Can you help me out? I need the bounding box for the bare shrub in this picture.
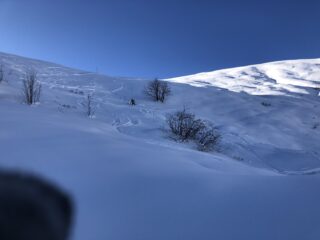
[167,108,220,151]
[83,94,95,117]
[195,125,220,152]
[0,65,4,83]
[22,71,41,105]
[167,108,205,141]
[261,102,271,107]
[145,78,171,102]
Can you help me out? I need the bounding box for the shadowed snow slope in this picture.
[0,52,320,240]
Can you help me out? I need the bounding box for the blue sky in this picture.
[0,0,319,78]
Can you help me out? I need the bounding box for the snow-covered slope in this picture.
[169,59,320,96]
[0,52,320,240]
[168,60,320,173]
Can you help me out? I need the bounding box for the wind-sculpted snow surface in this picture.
[0,52,320,239]
[169,60,320,95]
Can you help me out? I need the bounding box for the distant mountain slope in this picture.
[168,59,320,96]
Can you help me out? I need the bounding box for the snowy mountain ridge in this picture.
[168,58,320,96]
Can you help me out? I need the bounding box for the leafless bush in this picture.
[167,108,205,141]
[22,71,41,105]
[167,108,220,151]
[195,125,220,152]
[145,78,171,102]
[83,94,95,117]
[261,102,271,107]
[0,65,4,83]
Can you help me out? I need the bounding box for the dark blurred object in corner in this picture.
[0,171,73,240]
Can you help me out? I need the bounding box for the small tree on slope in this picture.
[22,71,41,105]
[145,78,171,102]
[83,94,95,117]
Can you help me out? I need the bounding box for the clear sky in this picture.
[0,0,320,78]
